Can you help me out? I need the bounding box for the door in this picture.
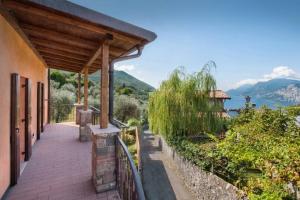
[25,78,32,161]
[10,73,20,185]
[37,82,41,140]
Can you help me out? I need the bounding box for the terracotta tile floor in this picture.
[6,123,120,200]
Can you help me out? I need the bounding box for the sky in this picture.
[70,0,300,90]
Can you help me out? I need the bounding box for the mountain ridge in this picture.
[225,78,300,109]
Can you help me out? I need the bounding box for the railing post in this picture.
[78,109,92,142]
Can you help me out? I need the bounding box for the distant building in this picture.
[209,90,231,118]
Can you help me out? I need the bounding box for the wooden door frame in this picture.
[24,78,32,161]
[10,73,20,186]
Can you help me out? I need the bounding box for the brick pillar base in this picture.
[79,110,92,142]
[88,124,120,193]
[74,103,84,125]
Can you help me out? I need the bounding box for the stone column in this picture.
[74,103,84,125]
[88,124,120,193]
[79,109,92,142]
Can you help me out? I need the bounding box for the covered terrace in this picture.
[0,0,156,199]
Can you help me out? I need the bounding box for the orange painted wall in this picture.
[0,14,48,197]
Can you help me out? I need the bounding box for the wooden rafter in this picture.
[30,36,121,58]
[3,0,143,45]
[21,23,98,50]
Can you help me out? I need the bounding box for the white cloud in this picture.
[115,64,135,71]
[234,66,300,88]
[263,66,298,79]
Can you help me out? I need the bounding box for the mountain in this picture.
[90,70,155,101]
[225,79,300,109]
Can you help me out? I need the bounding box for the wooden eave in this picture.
[0,0,157,74]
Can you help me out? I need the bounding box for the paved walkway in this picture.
[141,131,195,200]
[6,123,120,200]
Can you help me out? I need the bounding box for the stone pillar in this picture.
[79,110,92,142]
[74,103,84,125]
[88,124,120,193]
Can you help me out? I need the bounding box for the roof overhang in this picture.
[0,0,156,74]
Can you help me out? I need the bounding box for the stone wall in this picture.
[159,136,240,200]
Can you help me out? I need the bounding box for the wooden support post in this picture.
[84,68,89,111]
[100,43,109,128]
[77,73,81,104]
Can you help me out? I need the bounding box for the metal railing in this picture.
[89,106,145,199]
[116,136,145,200]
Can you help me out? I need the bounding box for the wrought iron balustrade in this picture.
[116,136,145,200]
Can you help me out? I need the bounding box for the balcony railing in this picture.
[89,105,145,200]
[116,136,145,200]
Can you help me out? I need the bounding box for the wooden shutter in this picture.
[37,82,41,140]
[41,83,44,132]
[25,78,32,161]
[10,73,20,185]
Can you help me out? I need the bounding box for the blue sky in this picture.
[70,0,300,90]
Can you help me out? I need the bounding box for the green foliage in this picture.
[217,106,300,199]
[89,70,155,102]
[50,70,66,87]
[114,95,141,123]
[127,118,140,127]
[50,87,74,123]
[148,62,224,139]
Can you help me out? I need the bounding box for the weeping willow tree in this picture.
[148,61,224,139]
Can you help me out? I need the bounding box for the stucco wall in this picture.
[159,136,242,200]
[0,14,48,198]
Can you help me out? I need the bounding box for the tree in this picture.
[50,87,74,123]
[114,95,141,123]
[148,62,223,139]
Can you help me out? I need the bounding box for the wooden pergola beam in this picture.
[100,43,109,128]
[3,0,142,45]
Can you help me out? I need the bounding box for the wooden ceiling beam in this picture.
[49,65,79,73]
[3,0,142,45]
[46,59,99,70]
[21,23,98,50]
[42,55,85,66]
[39,49,102,66]
[36,45,88,62]
[31,37,93,56]
[31,36,122,58]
